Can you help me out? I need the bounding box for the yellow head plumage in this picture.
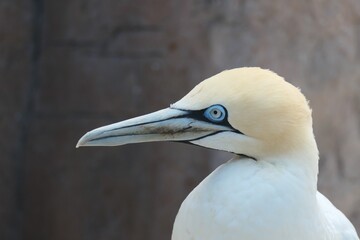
[78,67,317,161]
[172,67,313,158]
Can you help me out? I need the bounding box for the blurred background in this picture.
[1,0,360,239]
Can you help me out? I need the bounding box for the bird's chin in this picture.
[189,131,257,160]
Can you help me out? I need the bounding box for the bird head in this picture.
[77,67,314,160]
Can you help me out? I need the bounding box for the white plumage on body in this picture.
[78,67,359,240]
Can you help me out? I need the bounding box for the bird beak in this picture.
[76,107,232,148]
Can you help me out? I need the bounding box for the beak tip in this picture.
[76,133,90,148]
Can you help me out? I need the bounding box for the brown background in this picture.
[1,0,360,239]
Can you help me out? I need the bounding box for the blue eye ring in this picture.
[204,105,226,123]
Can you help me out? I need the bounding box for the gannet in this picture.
[77,67,359,240]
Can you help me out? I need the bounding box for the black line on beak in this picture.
[103,111,189,133]
[102,106,243,136]
[91,106,244,143]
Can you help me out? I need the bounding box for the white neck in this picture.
[262,131,319,193]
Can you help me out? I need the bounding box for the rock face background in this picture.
[1,0,360,239]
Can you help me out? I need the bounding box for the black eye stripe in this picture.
[175,105,243,135]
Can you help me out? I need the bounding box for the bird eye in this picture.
[204,105,226,122]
